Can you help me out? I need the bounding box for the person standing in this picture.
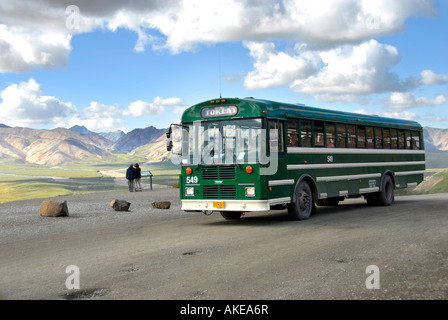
[134,163,142,192]
[126,164,135,192]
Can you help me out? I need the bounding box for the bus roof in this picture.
[181,97,422,130]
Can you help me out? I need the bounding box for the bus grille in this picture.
[203,166,218,180]
[203,185,236,199]
[203,166,235,180]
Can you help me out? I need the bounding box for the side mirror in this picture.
[167,140,173,152]
[166,126,172,139]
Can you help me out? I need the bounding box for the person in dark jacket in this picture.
[134,163,142,192]
[126,164,136,192]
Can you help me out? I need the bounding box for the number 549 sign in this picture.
[186,176,198,184]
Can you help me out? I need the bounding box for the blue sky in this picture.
[0,0,447,133]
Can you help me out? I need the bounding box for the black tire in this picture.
[220,211,242,220]
[377,175,394,206]
[288,180,314,220]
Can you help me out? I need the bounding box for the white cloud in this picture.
[355,108,418,121]
[68,115,123,132]
[0,0,437,71]
[244,39,407,100]
[289,40,405,99]
[124,96,185,117]
[0,78,76,127]
[83,101,122,118]
[244,42,317,90]
[386,92,447,110]
[0,25,72,72]
[420,70,448,85]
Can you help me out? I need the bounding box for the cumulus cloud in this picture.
[291,40,407,99]
[355,108,418,121]
[68,115,123,132]
[386,92,447,110]
[243,39,411,101]
[0,25,72,72]
[123,96,185,117]
[0,78,76,127]
[244,42,317,90]
[0,0,438,72]
[420,70,448,85]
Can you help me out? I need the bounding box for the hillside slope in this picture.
[0,127,113,165]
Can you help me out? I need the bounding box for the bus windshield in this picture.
[182,118,266,165]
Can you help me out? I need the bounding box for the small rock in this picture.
[40,200,69,217]
[110,199,131,211]
[152,201,171,209]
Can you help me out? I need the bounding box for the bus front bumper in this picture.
[181,197,291,212]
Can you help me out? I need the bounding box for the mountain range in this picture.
[0,125,167,165]
[0,124,447,166]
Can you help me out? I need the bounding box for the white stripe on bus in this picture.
[288,147,426,155]
[268,179,295,187]
[316,173,381,182]
[394,170,426,176]
[287,161,425,170]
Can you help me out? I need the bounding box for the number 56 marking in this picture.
[327,155,334,163]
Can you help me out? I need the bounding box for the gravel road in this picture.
[1,189,447,301]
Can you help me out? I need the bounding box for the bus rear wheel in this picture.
[288,180,314,220]
[220,211,242,220]
[377,175,394,206]
[365,175,394,206]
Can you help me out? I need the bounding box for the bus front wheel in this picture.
[288,180,314,220]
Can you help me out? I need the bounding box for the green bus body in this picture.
[173,97,425,220]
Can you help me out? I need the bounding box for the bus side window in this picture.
[412,131,420,150]
[337,123,346,148]
[375,127,383,149]
[384,128,391,149]
[314,121,324,147]
[367,127,374,149]
[357,125,366,148]
[287,119,299,147]
[301,120,312,147]
[348,125,356,148]
[405,130,412,149]
[269,119,284,153]
[391,129,398,149]
[398,130,405,149]
[326,122,336,148]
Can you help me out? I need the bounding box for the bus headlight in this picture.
[245,187,256,197]
[185,187,195,197]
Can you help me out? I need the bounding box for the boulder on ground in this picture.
[152,201,171,209]
[40,200,69,217]
[110,199,131,211]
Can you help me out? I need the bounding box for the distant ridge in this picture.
[69,125,95,135]
[1,125,447,166]
[111,126,166,153]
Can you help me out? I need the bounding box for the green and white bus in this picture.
[167,97,425,220]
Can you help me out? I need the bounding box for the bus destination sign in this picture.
[201,105,238,118]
